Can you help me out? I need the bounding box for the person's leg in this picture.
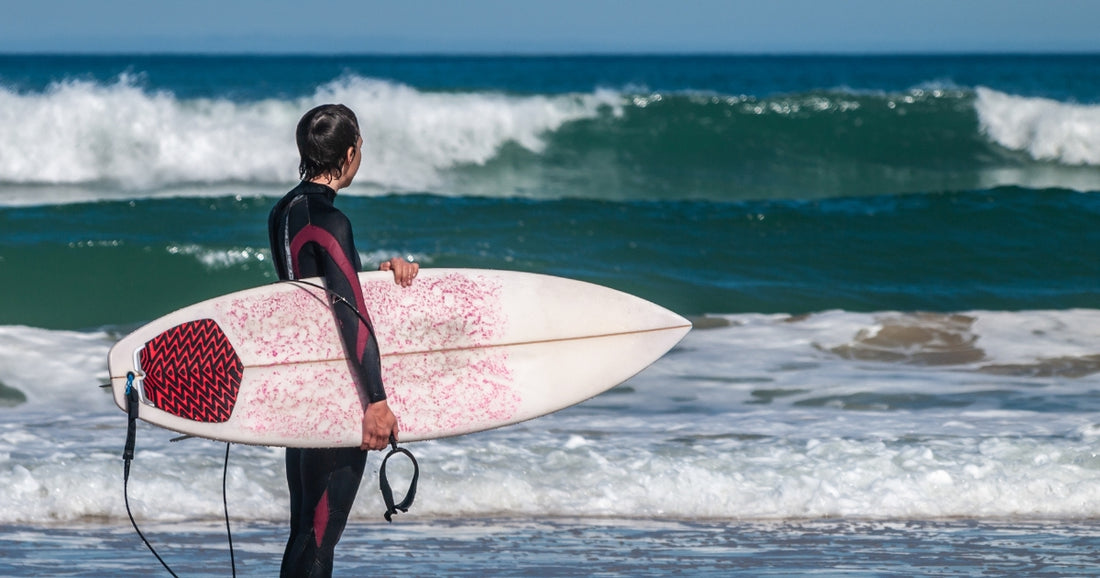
[281,447,368,578]
[282,448,305,576]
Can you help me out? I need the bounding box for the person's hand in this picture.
[361,400,398,451]
[380,257,418,287]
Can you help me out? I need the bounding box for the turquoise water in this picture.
[1,54,1099,575]
[3,188,1099,330]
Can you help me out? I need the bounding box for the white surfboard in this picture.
[108,269,691,447]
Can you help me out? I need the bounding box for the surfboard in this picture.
[108,269,690,447]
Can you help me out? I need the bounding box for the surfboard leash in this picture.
[121,372,238,577]
[221,442,237,577]
[122,371,180,578]
[379,434,419,522]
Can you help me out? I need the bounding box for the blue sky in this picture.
[4,0,1099,54]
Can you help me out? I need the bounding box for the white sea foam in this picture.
[0,325,113,407]
[0,75,621,201]
[316,76,621,192]
[1,308,1098,523]
[976,86,1100,166]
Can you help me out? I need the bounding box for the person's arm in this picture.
[307,211,399,450]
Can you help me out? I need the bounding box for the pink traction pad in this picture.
[212,271,522,444]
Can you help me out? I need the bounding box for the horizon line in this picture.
[2,49,1099,58]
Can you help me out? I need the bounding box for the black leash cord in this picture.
[222,443,237,577]
[122,373,237,577]
[122,373,179,578]
[281,278,375,330]
[379,434,419,522]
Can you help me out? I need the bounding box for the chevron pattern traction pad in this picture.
[138,318,244,423]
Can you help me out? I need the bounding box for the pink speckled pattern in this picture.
[237,364,363,445]
[215,287,342,364]
[365,273,519,436]
[213,271,521,444]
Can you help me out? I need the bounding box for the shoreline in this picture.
[5,517,1098,576]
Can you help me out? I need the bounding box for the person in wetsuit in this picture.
[268,104,418,577]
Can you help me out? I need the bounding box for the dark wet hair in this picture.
[296,104,360,182]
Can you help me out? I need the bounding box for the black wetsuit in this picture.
[268,181,385,577]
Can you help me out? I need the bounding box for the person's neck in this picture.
[309,174,346,192]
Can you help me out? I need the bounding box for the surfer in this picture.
[268,104,418,577]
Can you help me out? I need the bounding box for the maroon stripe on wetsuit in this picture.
[313,490,330,548]
[289,223,372,360]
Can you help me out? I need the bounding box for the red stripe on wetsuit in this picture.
[289,223,373,371]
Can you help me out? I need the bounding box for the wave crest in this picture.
[0,74,620,191]
[976,86,1100,166]
[5,76,1100,204]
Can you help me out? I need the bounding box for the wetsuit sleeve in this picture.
[294,211,387,405]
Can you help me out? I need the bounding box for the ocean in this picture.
[1,54,1099,576]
